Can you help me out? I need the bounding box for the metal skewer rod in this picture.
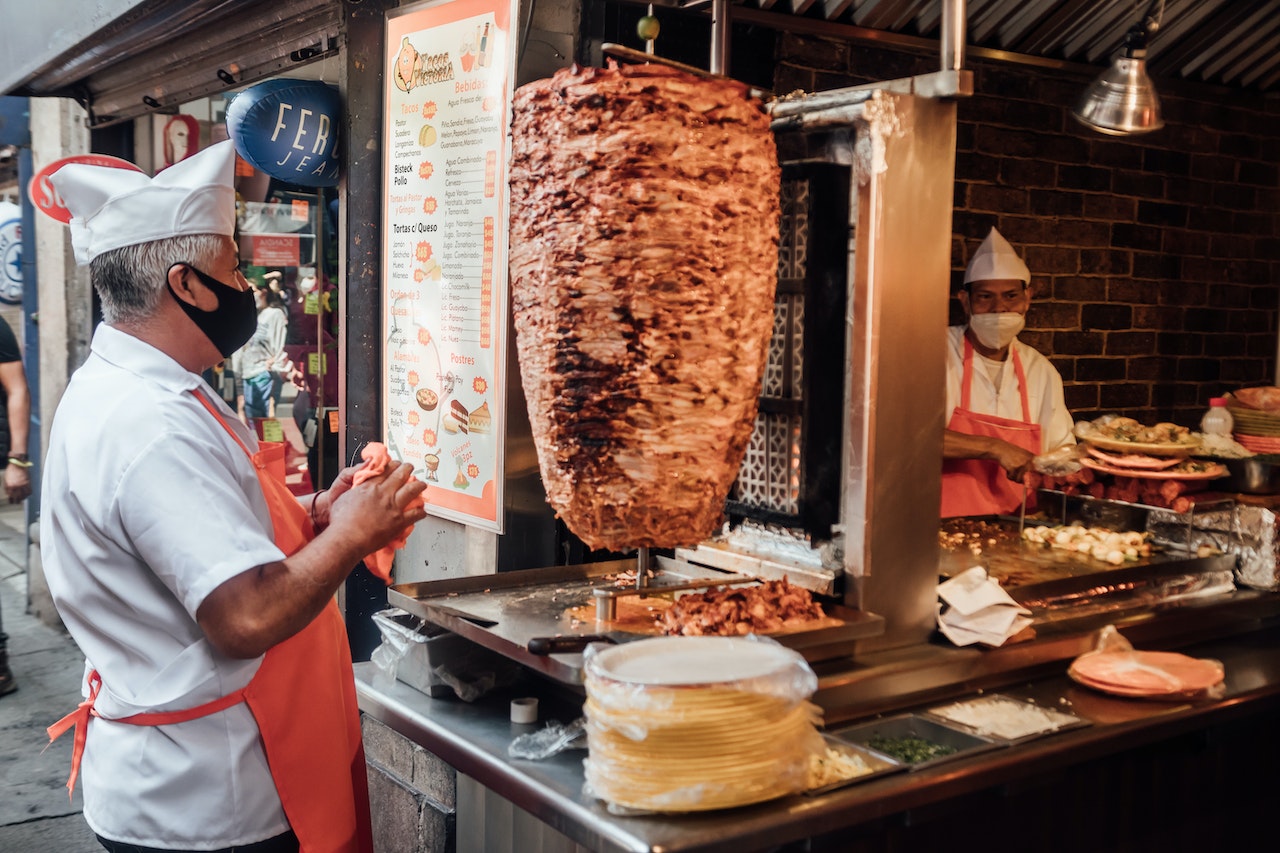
[1019,482,1029,535]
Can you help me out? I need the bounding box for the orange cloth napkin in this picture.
[353,442,424,584]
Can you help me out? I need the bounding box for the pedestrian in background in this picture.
[233,280,292,421]
[0,312,32,696]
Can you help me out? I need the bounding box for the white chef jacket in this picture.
[40,324,290,849]
[944,325,1075,453]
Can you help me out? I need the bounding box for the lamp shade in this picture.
[1071,55,1164,136]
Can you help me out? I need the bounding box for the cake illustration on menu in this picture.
[443,399,469,434]
[469,401,491,434]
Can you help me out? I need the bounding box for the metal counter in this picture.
[356,608,1280,853]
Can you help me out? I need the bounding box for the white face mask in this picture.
[968,312,1025,350]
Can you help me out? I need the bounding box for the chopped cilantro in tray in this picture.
[867,734,958,764]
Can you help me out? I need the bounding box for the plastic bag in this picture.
[369,608,524,701]
[1032,442,1085,476]
[508,718,587,760]
[579,635,825,814]
[1067,625,1226,701]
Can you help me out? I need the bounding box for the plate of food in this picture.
[1084,436,1201,457]
[1079,457,1227,481]
[1083,445,1183,470]
[1076,416,1201,457]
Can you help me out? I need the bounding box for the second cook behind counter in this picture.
[941,228,1075,517]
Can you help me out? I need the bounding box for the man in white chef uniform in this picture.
[940,227,1075,517]
[41,140,428,853]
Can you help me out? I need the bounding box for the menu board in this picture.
[383,0,515,531]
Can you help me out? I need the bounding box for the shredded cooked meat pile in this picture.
[507,62,781,551]
[659,578,825,636]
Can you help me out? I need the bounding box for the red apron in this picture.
[49,391,373,853]
[940,338,1042,518]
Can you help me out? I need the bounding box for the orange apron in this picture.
[49,391,373,853]
[940,337,1041,518]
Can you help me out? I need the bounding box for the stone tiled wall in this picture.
[773,34,1280,427]
[362,715,456,853]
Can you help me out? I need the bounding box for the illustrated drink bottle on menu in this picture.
[478,23,490,67]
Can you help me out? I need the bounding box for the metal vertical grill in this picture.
[728,164,849,541]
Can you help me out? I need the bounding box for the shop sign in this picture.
[28,155,144,223]
[240,233,302,267]
[0,201,21,305]
[226,79,342,187]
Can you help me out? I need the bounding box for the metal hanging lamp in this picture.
[1072,0,1166,136]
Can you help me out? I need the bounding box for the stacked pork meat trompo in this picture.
[508,63,781,551]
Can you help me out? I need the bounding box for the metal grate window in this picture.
[728,165,849,540]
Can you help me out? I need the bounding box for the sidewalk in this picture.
[0,501,99,851]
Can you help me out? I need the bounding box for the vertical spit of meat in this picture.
[508,63,781,551]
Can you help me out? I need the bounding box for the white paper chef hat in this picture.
[51,140,237,266]
[964,227,1031,285]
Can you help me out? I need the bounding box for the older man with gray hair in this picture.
[41,140,426,853]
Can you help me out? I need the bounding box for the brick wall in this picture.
[362,715,456,853]
[772,34,1280,429]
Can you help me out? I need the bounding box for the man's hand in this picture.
[325,461,428,556]
[944,429,1035,479]
[991,443,1035,482]
[198,460,428,660]
[3,464,30,503]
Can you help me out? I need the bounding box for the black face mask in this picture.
[167,262,258,358]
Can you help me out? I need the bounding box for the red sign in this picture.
[28,154,144,223]
[240,233,302,267]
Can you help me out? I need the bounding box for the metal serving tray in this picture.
[921,693,1090,745]
[938,513,1239,626]
[828,713,1003,772]
[805,735,907,795]
[388,558,884,685]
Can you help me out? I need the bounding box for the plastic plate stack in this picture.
[582,636,824,813]
[1227,395,1280,453]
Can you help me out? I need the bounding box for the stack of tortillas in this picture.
[582,636,824,813]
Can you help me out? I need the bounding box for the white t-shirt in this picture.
[231,305,290,380]
[40,324,290,848]
[944,325,1075,452]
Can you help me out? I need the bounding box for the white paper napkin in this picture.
[937,566,1032,647]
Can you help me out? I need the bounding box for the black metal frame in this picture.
[726,161,850,543]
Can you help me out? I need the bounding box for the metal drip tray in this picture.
[938,514,1239,627]
[388,558,884,684]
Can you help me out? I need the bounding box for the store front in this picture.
[6,2,1280,852]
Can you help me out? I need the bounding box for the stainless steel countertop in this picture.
[356,614,1280,853]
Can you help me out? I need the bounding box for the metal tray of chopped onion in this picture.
[922,693,1090,745]
[827,713,1003,772]
[805,735,907,795]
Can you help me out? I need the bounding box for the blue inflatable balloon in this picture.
[226,79,342,187]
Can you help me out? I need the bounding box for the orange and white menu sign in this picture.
[382,0,515,531]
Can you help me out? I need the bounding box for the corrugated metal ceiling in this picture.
[724,0,1280,93]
